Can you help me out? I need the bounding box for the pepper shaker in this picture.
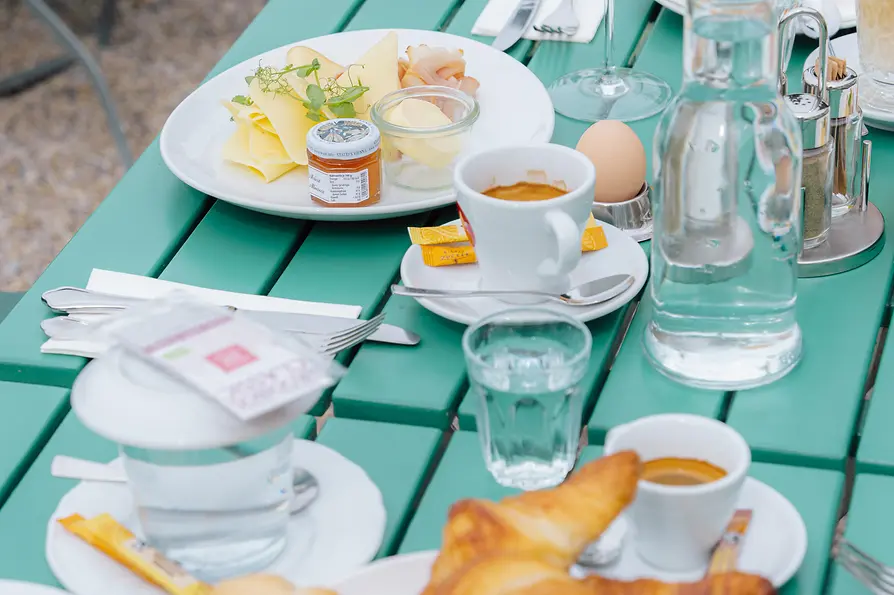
[803,62,863,217]
[779,7,833,250]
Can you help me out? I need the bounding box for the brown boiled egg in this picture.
[575,121,647,204]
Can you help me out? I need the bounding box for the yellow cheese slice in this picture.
[338,31,399,121]
[248,125,293,165]
[221,100,278,134]
[222,122,297,183]
[385,98,462,169]
[248,77,314,165]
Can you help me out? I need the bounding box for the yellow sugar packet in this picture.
[408,224,469,246]
[420,225,608,267]
[59,513,211,595]
[409,214,601,246]
[707,509,752,575]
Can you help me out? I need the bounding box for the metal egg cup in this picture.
[592,183,653,242]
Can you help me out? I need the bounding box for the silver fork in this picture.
[41,313,384,357]
[533,0,579,35]
[835,538,894,594]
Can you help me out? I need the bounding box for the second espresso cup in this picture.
[453,144,596,302]
[604,414,751,572]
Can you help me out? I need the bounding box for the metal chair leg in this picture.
[24,0,133,168]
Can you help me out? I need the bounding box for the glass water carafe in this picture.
[644,0,803,390]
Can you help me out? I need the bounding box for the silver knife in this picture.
[492,0,542,52]
[41,287,420,346]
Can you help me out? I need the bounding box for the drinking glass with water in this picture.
[463,309,592,490]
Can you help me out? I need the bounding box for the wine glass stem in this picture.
[603,0,616,75]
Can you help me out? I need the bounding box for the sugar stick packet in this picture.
[707,509,753,575]
[408,214,608,267]
[59,513,211,595]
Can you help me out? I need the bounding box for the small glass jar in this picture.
[371,86,479,192]
[784,93,833,250]
[306,118,382,208]
[804,64,864,216]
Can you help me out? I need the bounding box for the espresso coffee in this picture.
[482,182,567,202]
[641,457,727,486]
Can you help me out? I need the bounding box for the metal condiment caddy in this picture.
[778,9,885,277]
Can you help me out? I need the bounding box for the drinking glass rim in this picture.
[461,307,592,370]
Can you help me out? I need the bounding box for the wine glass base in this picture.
[547,67,673,123]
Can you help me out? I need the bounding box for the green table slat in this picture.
[588,299,727,444]
[314,417,444,556]
[0,383,69,507]
[332,0,657,429]
[344,0,461,30]
[399,432,842,595]
[0,413,316,585]
[457,311,628,430]
[158,203,307,294]
[828,473,894,594]
[857,342,894,474]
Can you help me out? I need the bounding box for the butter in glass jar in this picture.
[306,118,382,207]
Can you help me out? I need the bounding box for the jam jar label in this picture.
[308,166,371,204]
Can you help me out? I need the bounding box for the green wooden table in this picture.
[0,0,892,593]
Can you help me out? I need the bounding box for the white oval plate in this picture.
[0,581,72,595]
[804,33,894,131]
[332,477,806,594]
[399,220,648,326]
[160,29,555,221]
[655,0,855,28]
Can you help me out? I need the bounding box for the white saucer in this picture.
[804,34,894,131]
[576,477,807,587]
[46,439,386,594]
[332,478,805,595]
[0,581,71,595]
[399,220,648,325]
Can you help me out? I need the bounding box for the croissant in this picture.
[422,451,642,595]
[432,554,776,595]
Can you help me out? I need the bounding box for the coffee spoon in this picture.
[391,273,635,306]
[50,455,319,515]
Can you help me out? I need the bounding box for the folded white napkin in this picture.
[41,269,362,359]
[472,0,604,44]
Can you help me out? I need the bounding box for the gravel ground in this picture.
[0,0,266,290]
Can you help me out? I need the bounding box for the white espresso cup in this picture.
[604,414,751,572]
[453,144,596,301]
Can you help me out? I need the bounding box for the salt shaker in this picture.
[803,62,863,216]
[779,8,833,250]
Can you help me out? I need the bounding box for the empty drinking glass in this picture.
[545,0,672,122]
[463,309,592,490]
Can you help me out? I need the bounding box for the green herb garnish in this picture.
[231,95,253,106]
[239,59,369,123]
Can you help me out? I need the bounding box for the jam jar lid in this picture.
[306,118,381,161]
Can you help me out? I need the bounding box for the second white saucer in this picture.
[577,477,807,587]
[399,219,648,326]
[45,439,386,594]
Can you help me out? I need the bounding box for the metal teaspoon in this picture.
[50,455,319,515]
[391,273,635,306]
